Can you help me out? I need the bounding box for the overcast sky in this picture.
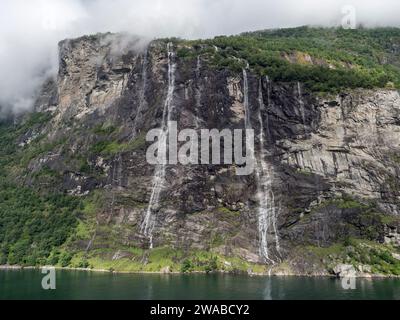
[1,0,399,115]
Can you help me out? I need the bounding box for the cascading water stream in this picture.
[131,50,149,139]
[194,56,202,129]
[264,76,273,143]
[297,82,307,136]
[242,69,252,130]
[141,43,176,249]
[106,154,123,224]
[242,69,281,264]
[257,78,281,262]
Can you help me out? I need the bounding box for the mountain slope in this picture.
[1,27,400,276]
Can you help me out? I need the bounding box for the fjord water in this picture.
[1,270,400,300]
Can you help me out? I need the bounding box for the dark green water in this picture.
[0,270,399,300]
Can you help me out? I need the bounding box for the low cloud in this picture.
[0,0,399,115]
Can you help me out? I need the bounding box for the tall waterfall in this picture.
[243,69,250,128]
[194,56,202,129]
[256,78,281,263]
[243,69,281,264]
[297,82,307,136]
[141,43,176,249]
[131,50,149,139]
[106,154,123,224]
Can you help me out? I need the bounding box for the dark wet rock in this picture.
[18,33,400,270]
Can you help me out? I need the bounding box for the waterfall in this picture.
[131,50,149,139]
[112,154,123,188]
[243,69,252,129]
[194,56,202,128]
[264,77,273,143]
[297,82,307,136]
[108,154,123,224]
[256,78,281,263]
[242,69,280,264]
[141,43,176,249]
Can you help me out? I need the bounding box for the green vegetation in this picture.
[305,239,400,276]
[176,26,400,93]
[1,28,400,274]
[180,255,218,273]
[92,123,117,136]
[0,114,83,266]
[0,183,81,266]
[90,133,147,156]
[0,114,48,170]
[0,113,66,177]
[217,206,240,217]
[80,247,266,274]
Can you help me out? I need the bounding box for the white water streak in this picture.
[194,56,202,129]
[131,50,149,139]
[259,80,281,260]
[297,82,307,136]
[141,43,176,249]
[243,68,281,264]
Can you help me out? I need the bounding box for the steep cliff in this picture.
[1,29,400,276]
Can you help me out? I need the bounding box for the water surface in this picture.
[0,270,399,300]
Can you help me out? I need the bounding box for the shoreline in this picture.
[0,265,398,279]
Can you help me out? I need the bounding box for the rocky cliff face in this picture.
[16,33,400,274]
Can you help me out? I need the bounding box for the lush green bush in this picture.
[58,251,73,267]
[204,256,219,273]
[0,183,80,266]
[0,114,93,267]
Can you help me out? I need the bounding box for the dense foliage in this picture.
[0,116,81,266]
[0,183,80,265]
[179,27,400,92]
